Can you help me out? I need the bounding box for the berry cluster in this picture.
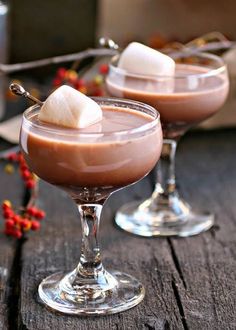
[2,200,45,239]
[1,152,45,239]
[52,63,109,97]
[7,152,36,190]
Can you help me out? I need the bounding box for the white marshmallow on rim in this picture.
[39,85,102,129]
[118,42,175,92]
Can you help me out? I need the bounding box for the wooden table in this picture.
[0,129,235,330]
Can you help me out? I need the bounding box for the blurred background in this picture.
[0,0,235,127]
[98,0,235,46]
[2,0,235,62]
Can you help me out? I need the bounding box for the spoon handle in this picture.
[9,83,44,106]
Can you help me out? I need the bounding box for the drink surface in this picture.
[30,105,154,133]
[21,105,162,191]
[106,64,229,137]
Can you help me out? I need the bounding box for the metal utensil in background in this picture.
[0,84,43,147]
[9,83,44,106]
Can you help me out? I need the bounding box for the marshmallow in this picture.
[118,42,175,76]
[39,85,102,129]
[118,42,175,92]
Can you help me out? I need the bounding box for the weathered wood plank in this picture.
[170,130,236,330]
[19,129,236,330]
[20,177,184,330]
[0,146,24,330]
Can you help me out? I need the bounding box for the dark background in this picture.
[9,0,97,63]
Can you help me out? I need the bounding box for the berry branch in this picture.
[1,152,45,239]
[52,63,109,97]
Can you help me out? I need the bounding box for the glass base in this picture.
[38,270,145,315]
[115,199,214,237]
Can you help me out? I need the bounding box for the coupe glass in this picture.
[20,97,162,315]
[106,52,229,237]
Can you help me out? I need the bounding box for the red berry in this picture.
[2,205,11,212]
[12,214,21,223]
[20,218,31,229]
[27,206,37,216]
[18,153,24,162]
[78,86,87,95]
[57,68,67,79]
[2,204,10,211]
[99,64,109,75]
[22,170,31,180]
[26,179,36,189]
[93,88,104,97]
[74,79,85,89]
[2,200,12,211]
[5,219,15,229]
[13,230,23,239]
[7,153,18,162]
[66,70,78,83]
[3,209,14,219]
[35,210,45,219]
[31,220,40,231]
[20,163,28,172]
[52,78,62,87]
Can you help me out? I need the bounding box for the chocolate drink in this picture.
[106,64,229,138]
[21,105,162,200]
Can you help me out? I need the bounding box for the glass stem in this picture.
[153,139,177,198]
[68,203,117,290]
[76,204,103,277]
[143,138,190,223]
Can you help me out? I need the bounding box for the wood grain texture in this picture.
[171,130,236,330]
[2,129,235,330]
[19,178,184,330]
[0,156,24,329]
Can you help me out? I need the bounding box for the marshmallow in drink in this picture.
[118,42,175,92]
[39,85,102,129]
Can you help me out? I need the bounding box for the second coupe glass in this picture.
[106,52,229,237]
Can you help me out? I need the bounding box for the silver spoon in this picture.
[98,37,120,50]
[9,83,44,106]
